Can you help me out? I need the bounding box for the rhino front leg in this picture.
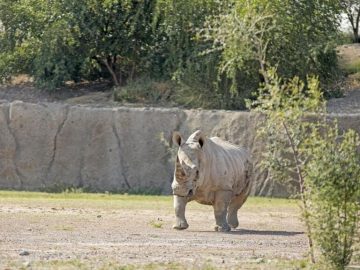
[213,190,232,232]
[173,195,189,230]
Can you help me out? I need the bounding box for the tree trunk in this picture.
[353,7,360,43]
[347,6,360,43]
[354,30,359,43]
[103,58,120,86]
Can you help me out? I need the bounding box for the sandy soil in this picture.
[0,79,113,105]
[0,196,307,269]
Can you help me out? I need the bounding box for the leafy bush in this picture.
[306,127,360,269]
[249,68,360,268]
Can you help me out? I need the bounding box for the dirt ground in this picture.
[0,77,114,105]
[0,193,307,269]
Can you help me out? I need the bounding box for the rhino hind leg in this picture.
[227,181,252,228]
[227,194,248,228]
[213,190,232,232]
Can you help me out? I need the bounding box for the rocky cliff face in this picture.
[0,101,358,197]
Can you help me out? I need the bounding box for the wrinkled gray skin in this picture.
[171,130,253,232]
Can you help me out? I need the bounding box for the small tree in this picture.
[249,68,360,268]
[202,0,342,102]
[305,127,360,269]
[249,68,324,263]
[201,0,274,97]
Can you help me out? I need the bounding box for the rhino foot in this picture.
[214,224,231,232]
[227,215,239,229]
[173,221,189,230]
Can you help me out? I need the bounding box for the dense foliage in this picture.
[249,68,360,268]
[0,0,157,88]
[0,0,345,108]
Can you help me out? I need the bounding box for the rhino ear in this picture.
[199,136,204,148]
[193,130,205,148]
[172,131,183,147]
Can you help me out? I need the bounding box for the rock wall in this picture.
[0,101,359,197]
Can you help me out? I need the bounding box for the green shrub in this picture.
[249,68,360,268]
[305,127,360,269]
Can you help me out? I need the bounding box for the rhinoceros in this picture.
[171,130,253,232]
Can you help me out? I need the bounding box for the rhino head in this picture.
[171,130,205,197]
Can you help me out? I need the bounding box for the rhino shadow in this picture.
[194,229,303,236]
[230,229,304,236]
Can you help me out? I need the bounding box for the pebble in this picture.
[19,250,30,256]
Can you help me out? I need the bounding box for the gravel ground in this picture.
[0,196,307,269]
[327,88,360,114]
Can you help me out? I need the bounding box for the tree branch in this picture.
[103,57,120,86]
[282,121,315,264]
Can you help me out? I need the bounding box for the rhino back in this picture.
[199,137,251,194]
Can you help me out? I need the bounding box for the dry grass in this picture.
[0,190,297,211]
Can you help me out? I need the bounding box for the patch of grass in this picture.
[149,219,164,229]
[0,190,298,213]
[54,225,75,231]
[2,259,89,270]
[40,184,87,193]
[0,190,172,211]
[41,184,163,196]
[345,59,360,75]
[0,190,168,201]
[125,187,163,195]
[0,190,297,208]
[2,259,315,270]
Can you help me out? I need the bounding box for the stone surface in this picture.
[0,101,359,197]
[19,250,30,256]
